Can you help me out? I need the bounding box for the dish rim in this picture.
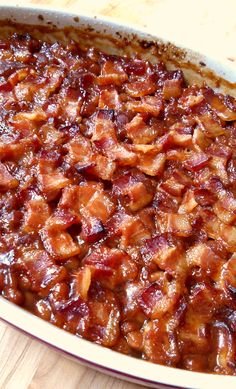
[0,5,235,389]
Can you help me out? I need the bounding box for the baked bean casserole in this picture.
[0,32,236,375]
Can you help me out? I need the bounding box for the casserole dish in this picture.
[0,5,236,389]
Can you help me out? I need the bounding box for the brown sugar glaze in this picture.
[0,33,236,375]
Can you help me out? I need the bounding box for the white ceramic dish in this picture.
[0,5,236,389]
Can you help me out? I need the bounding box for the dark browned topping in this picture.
[0,33,236,375]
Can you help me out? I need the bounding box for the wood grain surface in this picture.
[0,1,235,389]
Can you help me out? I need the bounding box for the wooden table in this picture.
[0,1,236,388]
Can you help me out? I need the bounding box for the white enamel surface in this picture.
[0,5,235,389]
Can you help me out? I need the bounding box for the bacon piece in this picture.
[184,152,210,172]
[126,96,163,117]
[91,154,116,181]
[209,156,228,185]
[13,108,47,122]
[45,208,80,231]
[213,193,236,224]
[8,67,31,86]
[125,77,157,97]
[170,131,193,148]
[125,115,158,144]
[196,112,226,137]
[98,88,121,109]
[0,142,28,161]
[161,177,185,197]
[41,229,81,260]
[14,79,43,102]
[137,152,166,176]
[220,224,236,252]
[97,61,128,86]
[59,185,80,214]
[120,215,151,248]
[23,196,50,232]
[142,234,182,271]
[72,267,92,300]
[192,126,211,150]
[81,217,105,243]
[38,171,71,200]
[84,246,138,288]
[186,243,224,278]
[160,213,192,237]
[66,135,91,164]
[0,162,18,190]
[142,319,180,365]
[60,182,113,224]
[88,287,120,346]
[36,66,64,102]
[204,88,236,121]
[66,135,116,180]
[139,277,181,320]
[40,124,65,145]
[178,190,198,214]
[163,79,182,100]
[113,170,154,211]
[22,250,67,293]
[81,188,115,223]
[92,113,137,166]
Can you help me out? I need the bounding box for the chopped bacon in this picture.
[220,254,236,299]
[170,130,193,148]
[125,76,157,97]
[97,60,128,86]
[38,171,71,200]
[196,112,226,137]
[220,224,236,252]
[0,162,18,190]
[213,193,236,224]
[66,135,91,164]
[137,152,166,176]
[45,208,80,231]
[81,217,105,243]
[209,156,228,184]
[84,246,138,288]
[98,88,121,109]
[126,96,163,117]
[178,190,198,214]
[142,234,182,271]
[59,185,80,213]
[163,79,182,100]
[204,88,236,121]
[41,229,81,260]
[112,170,154,211]
[186,243,224,278]
[23,196,50,232]
[160,213,192,237]
[72,267,92,300]
[192,126,211,150]
[92,114,137,166]
[184,152,210,172]
[120,215,151,248]
[1,33,236,375]
[22,250,67,293]
[139,278,181,321]
[161,177,185,197]
[125,115,158,144]
[143,320,180,365]
[40,124,65,145]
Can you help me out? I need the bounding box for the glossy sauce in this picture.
[0,33,236,374]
